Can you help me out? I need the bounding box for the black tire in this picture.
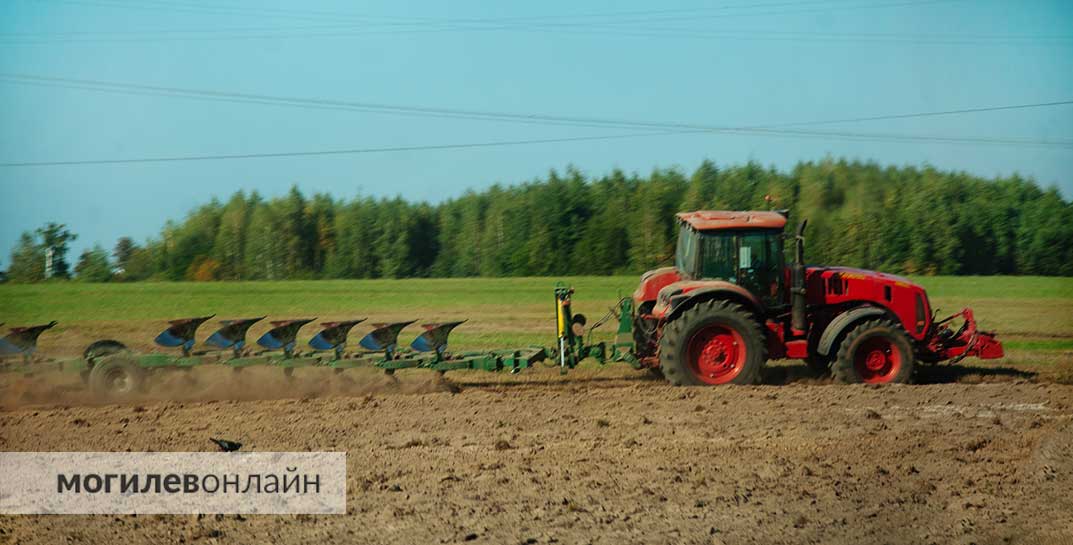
[88,355,146,399]
[659,300,766,386]
[83,339,128,361]
[832,319,915,384]
[804,350,831,375]
[803,324,831,375]
[633,302,657,358]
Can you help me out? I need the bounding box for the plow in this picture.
[0,284,640,399]
[1,210,1006,399]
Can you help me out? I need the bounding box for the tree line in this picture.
[6,157,1073,282]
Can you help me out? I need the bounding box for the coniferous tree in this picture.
[7,232,45,282]
[74,245,113,282]
[8,160,1069,281]
[244,201,285,280]
[211,191,251,280]
[113,237,138,271]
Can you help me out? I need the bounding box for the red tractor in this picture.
[630,211,1004,385]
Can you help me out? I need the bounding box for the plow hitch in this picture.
[925,308,1004,363]
[552,283,640,374]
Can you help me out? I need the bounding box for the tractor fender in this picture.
[816,306,889,356]
[664,284,764,323]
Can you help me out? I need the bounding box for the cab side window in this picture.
[700,233,736,281]
[738,231,783,305]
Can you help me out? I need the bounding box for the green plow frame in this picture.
[0,283,643,398]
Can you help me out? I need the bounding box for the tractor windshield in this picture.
[674,224,698,273]
[677,226,785,306]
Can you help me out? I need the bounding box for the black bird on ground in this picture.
[210,438,243,452]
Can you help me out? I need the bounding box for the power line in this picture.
[0,131,691,167]
[0,75,648,132]
[757,101,1073,128]
[2,73,1071,138]
[1,72,1070,168]
[3,23,1067,42]
[494,26,1073,47]
[31,0,903,26]
[5,24,1068,46]
[3,123,1071,168]
[7,0,1026,46]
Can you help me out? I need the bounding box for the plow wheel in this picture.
[83,339,129,361]
[833,319,915,384]
[88,355,146,399]
[659,300,765,386]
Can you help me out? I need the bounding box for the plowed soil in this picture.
[2,364,1072,545]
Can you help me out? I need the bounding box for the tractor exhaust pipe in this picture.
[791,219,808,333]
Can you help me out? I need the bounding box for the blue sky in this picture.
[1,0,1071,265]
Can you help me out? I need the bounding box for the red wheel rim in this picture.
[853,336,902,383]
[687,324,747,385]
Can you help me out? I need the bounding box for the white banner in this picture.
[0,452,346,514]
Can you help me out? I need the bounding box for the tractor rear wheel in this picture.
[833,319,915,384]
[659,300,765,386]
[89,355,146,399]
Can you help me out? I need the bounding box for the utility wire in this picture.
[0,131,693,167]
[1,72,1070,168]
[31,0,917,26]
[2,123,1070,169]
[491,26,1073,47]
[3,23,1067,42]
[4,0,973,37]
[3,124,1071,168]
[8,0,1014,46]
[0,77,643,132]
[5,25,1068,46]
[2,73,1071,137]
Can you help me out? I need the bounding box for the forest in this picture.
[6,157,1073,282]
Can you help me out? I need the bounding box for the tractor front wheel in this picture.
[659,300,765,386]
[833,319,915,384]
[88,355,146,399]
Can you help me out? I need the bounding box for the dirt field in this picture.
[2,276,1071,543]
[2,363,1072,545]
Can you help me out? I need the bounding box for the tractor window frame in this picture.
[674,224,698,278]
[698,231,738,282]
[735,230,785,306]
[685,228,786,306]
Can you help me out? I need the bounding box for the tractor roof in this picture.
[676,210,787,231]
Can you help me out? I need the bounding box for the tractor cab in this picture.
[672,211,788,308]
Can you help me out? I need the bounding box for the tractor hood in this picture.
[806,266,932,340]
[808,266,920,288]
